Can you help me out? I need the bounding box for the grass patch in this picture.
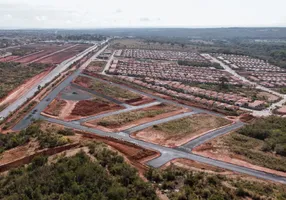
[221,126,286,172]
[0,121,70,154]
[98,104,177,127]
[0,62,48,99]
[81,77,141,101]
[152,114,230,138]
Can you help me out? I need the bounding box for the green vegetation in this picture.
[145,165,286,200]
[0,143,157,200]
[89,78,141,101]
[238,116,286,157]
[222,132,286,172]
[0,122,70,154]
[152,114,230,137]
[1,101,37,130]
[0,62,47,99]
[178,60,223,69]
[97,104,177,127]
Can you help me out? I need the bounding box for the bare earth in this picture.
[85,106,190,133]
[193,137,286,178]
[132,114,231,147]
[0,68,52,107]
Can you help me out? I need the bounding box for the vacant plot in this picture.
[0,62,48,100]
[194,116,286,174]
[85,60,107,73]
[133,114,231,147]
[38,44,92,64]
[71,96,122,118]
[43,98,67,117]
[74,76,142,103]
[86,104,187,132]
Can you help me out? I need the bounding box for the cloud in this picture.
[139,17,161,22]
[4,14,12,19]
[140,17,150,22]
[35,16,48,21]
[114,9,122,14]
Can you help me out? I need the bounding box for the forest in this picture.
[0,143,158,200]
[238,116,286,156]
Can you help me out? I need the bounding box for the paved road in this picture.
[12,44,109,130]
[76,101,161,123]
[102,51,115,75]
[71,82,132,108]
[123,111,198,134]
[40,115,286,184]
[11,48,286,184]
[177,121,245,152]
[81,74,224,118]
[202,54,286,116]
[1,42,107,119]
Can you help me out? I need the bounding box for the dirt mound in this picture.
[240,113,255,123]
[71,100,121,116]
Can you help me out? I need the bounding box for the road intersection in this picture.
[11,45,286,184]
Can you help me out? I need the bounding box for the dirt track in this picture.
[0,67,53,107]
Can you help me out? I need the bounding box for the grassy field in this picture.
[220,132,286,172]
[146,165,286,200]
[97,104,178,128]
[152,114,230,138]
[75,76,141,101]
[0,62,48,99]
[208,116,286,172]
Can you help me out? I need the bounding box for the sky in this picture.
[0,0,286,29]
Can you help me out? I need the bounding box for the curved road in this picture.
[11,49,286,184]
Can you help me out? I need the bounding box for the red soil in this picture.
[125,96,154,106]
[38,44,92,64]
[16,51,53,63]
[0,67,53,107]
[79,131,160,173]
[43,98,67,116]
[71,100,123,117]
[0,56,19,62]
[193,144,286,178]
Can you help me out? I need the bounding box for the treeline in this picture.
[56,34,106,41]
[178,60,223,69]
[238,116,286,156]
[0,122,73,154]
[0,143,158,200]
[145,165,286,199]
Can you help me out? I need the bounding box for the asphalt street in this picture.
[11,45,286,184]
[40,115,286,184]
[123,111,198,134]
[0,43,103,119]
[177,121,245,152]
[76,101,161,123]
[13,43,109,130]
[71,82,132,108]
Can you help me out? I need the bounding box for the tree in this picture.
[219,76,229,89]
